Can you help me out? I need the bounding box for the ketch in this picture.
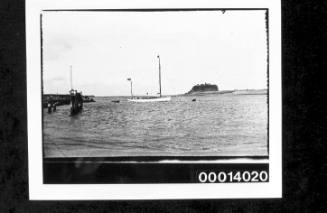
[127,55,171,102]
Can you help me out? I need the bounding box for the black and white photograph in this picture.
[26,0,281,199]
[42,10,268,158]
[5,0,327,210]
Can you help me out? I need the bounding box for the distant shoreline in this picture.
[92,89,267,98]
[182,88,267,96]
[182,90,234,96]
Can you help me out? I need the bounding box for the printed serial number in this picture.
[198,171,268,183]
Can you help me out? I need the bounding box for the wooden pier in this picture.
[69,90,83,115]
[43,93,95,115]
[43,94,95,108]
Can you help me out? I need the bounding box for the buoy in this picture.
[192,98,196,102]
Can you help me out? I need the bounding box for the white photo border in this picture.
[27,0,281,200]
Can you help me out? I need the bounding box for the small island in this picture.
[186,83,219,94]
[184,83,267,96]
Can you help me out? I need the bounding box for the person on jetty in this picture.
[47,98,57,113]
[53,102,57,112]
[47,100,53,113]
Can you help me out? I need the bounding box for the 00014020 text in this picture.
[197,170,269,183]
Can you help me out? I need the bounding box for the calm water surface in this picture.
[43,94,268,157]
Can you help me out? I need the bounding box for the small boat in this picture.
[127,55,171,103]
[112,100,120,103]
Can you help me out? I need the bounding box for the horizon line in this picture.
[43,88,268,96]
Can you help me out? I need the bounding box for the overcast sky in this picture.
[42,10,268,96]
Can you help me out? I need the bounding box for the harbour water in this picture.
[43,93,268,157]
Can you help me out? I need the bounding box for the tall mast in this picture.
[70,65,73,90]
[130,80,133,98]
[127,78,133,98]
[157,55,162,97]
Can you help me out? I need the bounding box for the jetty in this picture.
[43,66,95,115]
[43,94,95,108]
[69,89,83,115]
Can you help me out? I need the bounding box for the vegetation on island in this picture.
[187,83,219,94]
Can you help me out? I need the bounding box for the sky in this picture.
[42,10,268,96]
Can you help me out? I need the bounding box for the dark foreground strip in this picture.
[44,157,268,184]
[44,155,268,162]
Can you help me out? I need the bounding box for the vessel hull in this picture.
[127,97,171,102]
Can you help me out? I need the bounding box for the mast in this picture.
[127,78,133,98]
[157,55,162,97]
[130,80,133,98]
[70,65,73,91]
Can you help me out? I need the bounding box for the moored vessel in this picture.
[127,55,171,103]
